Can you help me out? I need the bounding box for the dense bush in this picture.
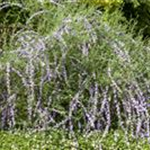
[1,2,150,150]
[122,0,150,38]
[78,0,150,38]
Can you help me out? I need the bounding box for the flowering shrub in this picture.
[1,1,150,148]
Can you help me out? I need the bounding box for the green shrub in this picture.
[122,0,150,38]
[78,0,123,7]
[78,0,150,38]
[0,1,150,141]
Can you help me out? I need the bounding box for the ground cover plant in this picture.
[1,129,150,150]
[1,0,150,149]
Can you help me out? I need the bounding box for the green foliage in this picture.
[0,129,150,150]
[122,0,150,38]
[1,2,150,147]
[0,1,149,129]
[78,0,150,38]
[78,0,123,8]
